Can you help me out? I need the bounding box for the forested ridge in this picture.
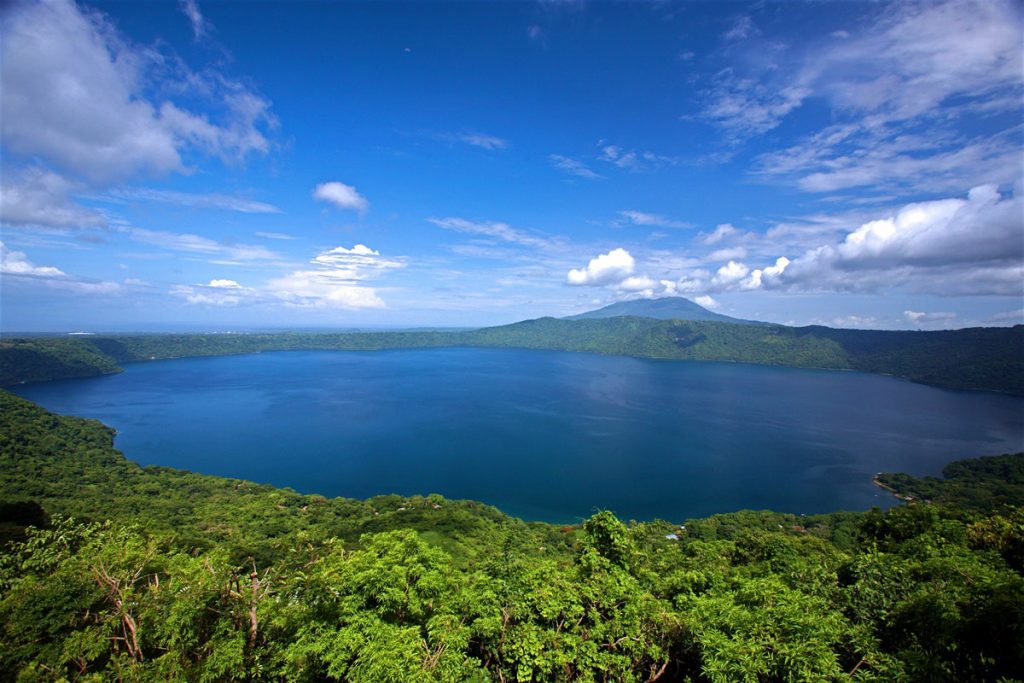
[2,316,1022,394]
[876,453,1024,514]
[1,390,1022,681]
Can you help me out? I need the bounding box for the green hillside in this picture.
[564,296,763,325]
[2,318,1022,394]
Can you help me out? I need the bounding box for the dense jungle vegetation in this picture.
[1,390,1022,681]
[2,316,1022,394]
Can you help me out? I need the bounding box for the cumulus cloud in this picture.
[170,278,254,306]
[567,248,635,286]
[266,244,404,309]
[616,275,656,292]
[697,224,738,245]
[742,257,790,290]
[1,241,121,294]
[694,295,720,309]
[706,246,747,262]
[0,241,66,278]
[0,0,275,184]
[777,185,1022,294]
[713,260,749,285]
[0,168,107,230]
[676,186,1020,297]
[312,181,369,213]
[168,245,405,309]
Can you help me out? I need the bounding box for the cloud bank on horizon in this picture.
[0,0,1020,331]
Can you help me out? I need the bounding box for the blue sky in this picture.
[1,0,1021,331]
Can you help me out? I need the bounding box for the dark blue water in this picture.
[13,348,1024,522]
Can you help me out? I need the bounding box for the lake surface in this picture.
[13,348,1024,522]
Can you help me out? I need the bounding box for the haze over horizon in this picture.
[1,0,1021,332]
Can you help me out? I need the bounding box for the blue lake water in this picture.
[12,348,1024,523]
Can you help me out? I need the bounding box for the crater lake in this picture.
[12,347,1024,522]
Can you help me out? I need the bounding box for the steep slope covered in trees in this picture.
[564,296,762,324]
[2,319,1022,393]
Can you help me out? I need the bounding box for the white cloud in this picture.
[661,256,790,296]
[712,0,1023,194]
[548,154,603,179]
[619,210,693,229]
[706,247,747,262]
[311,244,404,273]
[312,181,369,213]
[831,315,881,329]
[170,278,255,306]
[702,75,810,139]
[0,241,66,277]
[616,275,656,292]
[427,217,557,249]
[0,168,107,230]
[171,285,243,306]
[0,0,274,184]
[723,15,755,41]
[670,188,1020,298]
[265,244,404,309]
[567,248,635,286]
[742,257,790,290]
[599,145,679,171]
[904,310,957,324]
[754,186,1021,296]
[1,240,121,294]
[808,0,1021,124]
[128,227,284,264]
[789,186,1019,274]
[713,260,749,284]
[446,132,508,150]
[759,126,1021,194]
[694,295,720,309]
[255,231,296,240]
[179,0,208,40]
[106,187,281,213]
[697,224,738,245]
[985,309,1024,324]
